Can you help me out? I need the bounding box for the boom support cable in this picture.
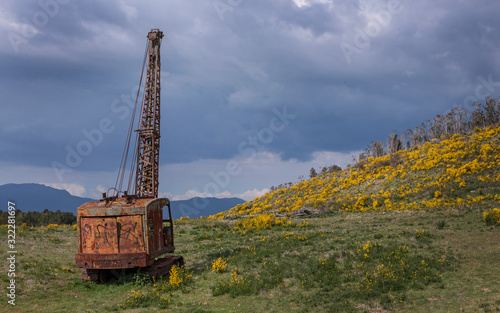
[113,40,149,197]
[112,29,164,199]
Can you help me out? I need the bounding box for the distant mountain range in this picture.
[0,183,95,213]
[0,183,245,219]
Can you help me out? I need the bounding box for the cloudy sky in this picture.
[1,0,499,201]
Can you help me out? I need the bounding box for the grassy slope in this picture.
[211,126,500,219]
[0,126,499,312]
[0,211,499,313]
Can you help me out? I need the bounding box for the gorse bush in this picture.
[167,265,193,290]
[234,213,274,230]
[211,257,228,273]
[483,208,500,226]
[233,213,294,232]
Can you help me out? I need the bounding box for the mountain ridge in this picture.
[0,183,95,213]
[0,183,244,219]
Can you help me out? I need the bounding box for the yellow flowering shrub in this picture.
[274,217,293,227]
[211,257,228,273]
[234,214,274,230]
[483,208,500,226]
[233,214,295,231]
[166,265,191,288]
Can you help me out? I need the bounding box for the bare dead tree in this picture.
[404,128,413,149]
[364,141,385,158]
[309,167,317,179]
[449,107,468,134]
[420,123,430,143]
[469,102,486,129]
[400,131,407,151]
[484,97,500,126]
[409,126,425,147]
[428,115,445,140]
[328,165,342,172]
[386,130,402,155]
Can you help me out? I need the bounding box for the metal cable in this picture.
[113,40,149,197]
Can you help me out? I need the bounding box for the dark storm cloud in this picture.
[1,0,500,174]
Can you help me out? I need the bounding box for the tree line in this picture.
[0,209,76,226]
[357,97,500,163]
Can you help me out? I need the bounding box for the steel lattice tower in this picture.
[135,29,163,198]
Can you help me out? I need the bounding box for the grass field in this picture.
[1,208,499,312]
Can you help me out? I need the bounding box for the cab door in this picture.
[163,203,175,252]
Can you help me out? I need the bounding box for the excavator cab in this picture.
[75,197,183,282]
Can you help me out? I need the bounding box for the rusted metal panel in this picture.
[144,256,183,279]
[81,217,118,254]
[77,199,150,217]
[148,205,163,254]
[77,198,169,217]
[117,215,144,253]
[80,218,91,253]
[76,252,148,269]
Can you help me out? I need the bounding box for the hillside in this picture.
[210,125,500,219]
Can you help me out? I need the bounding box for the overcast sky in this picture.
[1,0,499,201]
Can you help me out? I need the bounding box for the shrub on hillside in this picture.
[483,208,500,226]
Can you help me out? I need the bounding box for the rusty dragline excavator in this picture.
[75,29,183,282]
